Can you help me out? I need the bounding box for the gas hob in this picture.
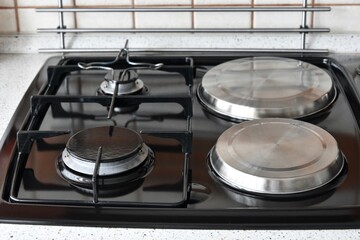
[0,53,360,229]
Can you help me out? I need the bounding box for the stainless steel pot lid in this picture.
[209,118,344,195]
[197,57,336,121]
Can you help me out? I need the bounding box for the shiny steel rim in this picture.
[197,57,337,121]
[209,118,344,194]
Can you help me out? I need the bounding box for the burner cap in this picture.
[197,57,336,121]
[98,70,148,114]
[61,126,152,176]
[100,70,144,95]
[209,118,344,195]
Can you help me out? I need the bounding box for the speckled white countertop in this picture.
[1,53,360,239]
[1,224,360,240]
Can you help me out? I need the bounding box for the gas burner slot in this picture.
[10,121,191,207]
[77,40,164,117]
[57,127,156,202]
[96,70,149,114]
[43,55,194,118]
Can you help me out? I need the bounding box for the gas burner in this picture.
[100,70,144,96]
[97,70,149,113]
[209,118,345,195]
[57,126,154,193]
[197,57,337,121]
[77,40,163,117]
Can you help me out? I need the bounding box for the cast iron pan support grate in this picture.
[8,57,194,207]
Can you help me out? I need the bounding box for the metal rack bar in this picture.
[38,28,330,33]
[301,0,309,50]
[58,0,65,51]
[36,7,330,12]
[31,95,193,118]
[37,0,331,54]
[92,147,102,204]
[38,48,329,54]
[17,130,70,154]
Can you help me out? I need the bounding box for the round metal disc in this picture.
[209,118,344,194]
[100,79,144,95]
[67,126,142,162]
[62,126,152,176]
[197,57,336,121]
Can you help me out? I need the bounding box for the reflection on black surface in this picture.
[23,169,68,190]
